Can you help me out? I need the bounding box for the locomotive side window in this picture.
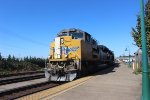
[86,35,91,42]
[85,33,91,42]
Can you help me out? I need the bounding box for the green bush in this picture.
[0,54,46,75]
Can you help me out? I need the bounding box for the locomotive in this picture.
[45,28,114,81]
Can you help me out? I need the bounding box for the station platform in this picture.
[45,63,142,100]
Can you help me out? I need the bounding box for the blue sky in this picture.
[0,0,144,58]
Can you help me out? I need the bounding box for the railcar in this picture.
[45,28,114,81]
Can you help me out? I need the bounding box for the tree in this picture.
[12,55,16,62]
[7,54,12,61]
[131,0,150,54]
[24,56,29,62]
[0,53,2,60]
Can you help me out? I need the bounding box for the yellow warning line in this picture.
[16,76,94,100]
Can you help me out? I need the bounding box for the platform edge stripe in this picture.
[41,76,93,100]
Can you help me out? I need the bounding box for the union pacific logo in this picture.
[61,46,79,55]
[70,47,79,52]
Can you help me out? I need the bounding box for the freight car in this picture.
[45,28,114,81]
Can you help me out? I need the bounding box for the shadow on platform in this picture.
[93,63,120,76]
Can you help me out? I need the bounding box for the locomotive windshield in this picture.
[58,33,68,37]
[69,33,83,39]
[58,32,83,39]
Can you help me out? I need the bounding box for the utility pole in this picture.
[125,47,131,68]
[139,0,150,100]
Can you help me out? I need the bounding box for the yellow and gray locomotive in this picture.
[45,28,114,81]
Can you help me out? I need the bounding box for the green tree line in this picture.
[131,0,150,54]
[0,53,48,75]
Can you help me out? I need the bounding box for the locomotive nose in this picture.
[51,72,77,81]
[44,68,77,81]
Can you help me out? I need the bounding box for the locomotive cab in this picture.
[45,29,86,81]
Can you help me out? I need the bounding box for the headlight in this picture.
[65,54,68,58]
[48,55,50,59]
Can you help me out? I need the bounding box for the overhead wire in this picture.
[0,28,49,57]
[0,28,48,47]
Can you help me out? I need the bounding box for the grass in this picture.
[133,68,142,75]
[133,64,150,76]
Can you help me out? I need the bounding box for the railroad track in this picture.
[0,71,44,78]
[0,71,45,85]
[0,81,64,100]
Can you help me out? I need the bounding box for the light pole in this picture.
[139,0,150,100]
[125,47,131,68]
